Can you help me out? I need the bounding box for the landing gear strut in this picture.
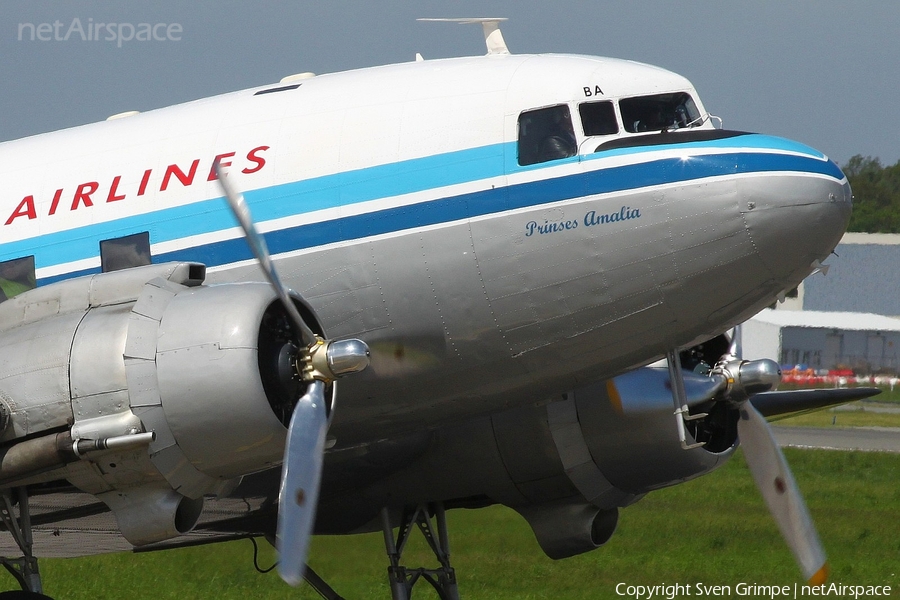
[667,349,708,450]
[381,503,459,600]
[0,488,46,598]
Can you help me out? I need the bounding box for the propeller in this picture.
[216,165,370,586]
[738,402,828,584]
[707,355,829,584]
[615,328,877,580]
[277,380,327,585]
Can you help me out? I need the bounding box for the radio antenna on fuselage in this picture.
[417,18,510,55]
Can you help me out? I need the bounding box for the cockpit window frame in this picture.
[516,104,578,167]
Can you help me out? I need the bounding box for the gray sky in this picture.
[1,1,897,167]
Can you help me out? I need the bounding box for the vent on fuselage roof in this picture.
[253,83,302,96]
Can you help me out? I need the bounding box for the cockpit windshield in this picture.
[619,92,701,133]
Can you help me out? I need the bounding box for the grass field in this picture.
[870,386,900,404]
[776,405,900,428]
[22,448,899,599]
[778,383,900,405]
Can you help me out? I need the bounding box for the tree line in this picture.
[843,155,900,232]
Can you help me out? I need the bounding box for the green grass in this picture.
[871,386,900,404]
[776,406,900,428]
[778,383,900,405]
[24,449,900,599]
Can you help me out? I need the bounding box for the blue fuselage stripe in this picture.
[34,145,843,286]
[4,144,507,268]
[26,136,844,284]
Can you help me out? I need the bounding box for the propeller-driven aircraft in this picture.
[0,19,876,599]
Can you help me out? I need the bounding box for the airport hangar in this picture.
[743,233,900,374]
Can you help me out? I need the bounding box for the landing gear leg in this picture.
[0,488,44,596]
[303,564,347,600]
[381,503,460,600]
[667,349,708,450]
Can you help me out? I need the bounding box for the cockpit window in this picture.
[517,105,577,166]
[619,92,701,133]
[579,101,619,136]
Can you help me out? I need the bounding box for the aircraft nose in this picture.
[738,151,851,283]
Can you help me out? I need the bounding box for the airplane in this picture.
[0,18,877,600]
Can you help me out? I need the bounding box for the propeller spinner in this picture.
[216,165,370,586]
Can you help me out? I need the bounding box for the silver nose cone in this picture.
[737,358,782,396]
[326,339,371,377]
[712,358,782,401]
[739,156,851,282]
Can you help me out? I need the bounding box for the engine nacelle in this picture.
[570,370,737,493]
[322,366,737,559]
[0,263,320,545]
[148,282,299,480]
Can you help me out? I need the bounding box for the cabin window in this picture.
[0,256,36,302]
[619,92,701,133]
[101,232,151,273]
[579,101,619,136]
[517,105,577,166]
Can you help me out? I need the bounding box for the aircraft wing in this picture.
[0,479,276,559]
[751,387,882,418]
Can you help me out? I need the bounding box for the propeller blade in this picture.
[276,380,327,586]
[737,402,828,585]
[215,163,316,345]
[215,164,368,587]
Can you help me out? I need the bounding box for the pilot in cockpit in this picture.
[537,106,577,162]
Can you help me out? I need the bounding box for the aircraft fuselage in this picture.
[0,54,850,447]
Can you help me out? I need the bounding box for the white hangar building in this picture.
[744,309,900,373]
[742,232,900,374]
[784,233,900,316]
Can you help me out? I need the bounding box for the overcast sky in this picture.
[1,1,897,167]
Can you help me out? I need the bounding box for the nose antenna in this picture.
[417,18,510,55]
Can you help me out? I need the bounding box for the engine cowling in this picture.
[144,281,305,481]
[320,365,737,559]
[0,262,321,545]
